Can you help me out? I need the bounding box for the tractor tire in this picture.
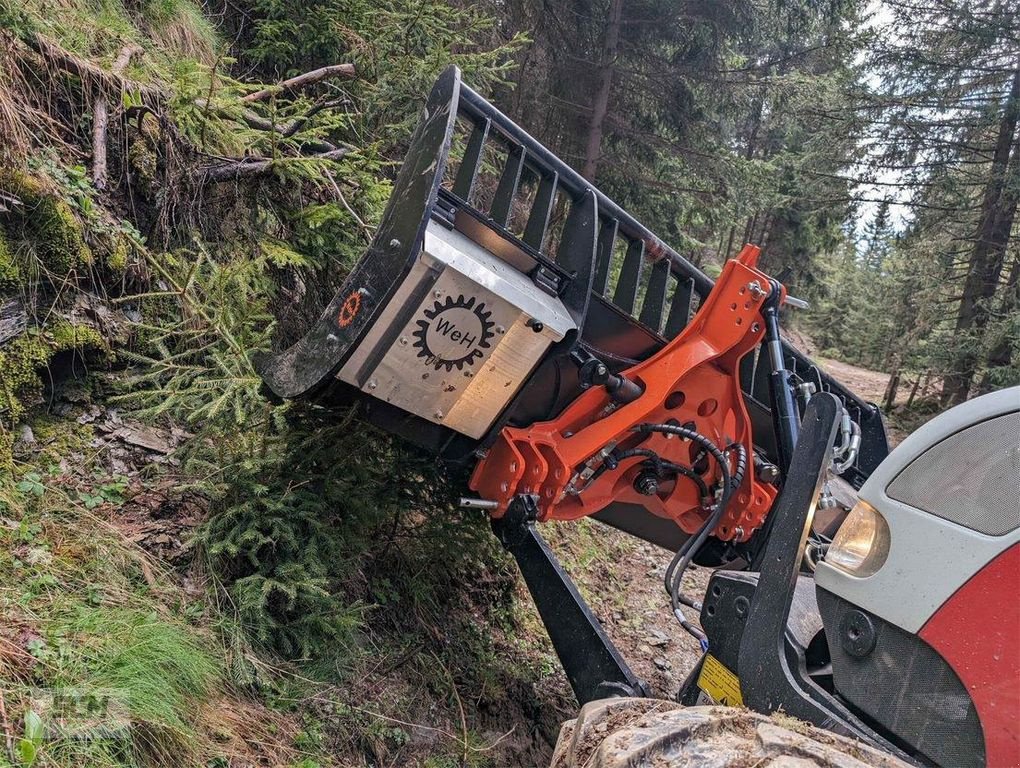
[550,698,910,768]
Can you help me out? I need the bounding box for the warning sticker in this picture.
[697,654,743,707]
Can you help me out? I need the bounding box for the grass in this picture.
[0,468,269,768]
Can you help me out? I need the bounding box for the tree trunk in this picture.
[581,0,624,182]
[942,66,1020,406]
[883,368,901,412]
[976,253,1019,394]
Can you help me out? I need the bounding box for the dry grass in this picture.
[0,33,68,168]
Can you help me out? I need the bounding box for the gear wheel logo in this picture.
[412,294,495,372]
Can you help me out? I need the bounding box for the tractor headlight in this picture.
[825,500,890,577]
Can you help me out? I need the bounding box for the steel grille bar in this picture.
[639,258,670,331]
[452,117,490,201]
[490,144,526,226]
[664,276,695,337]
[594,219,617,295]
[524,170,558,250]
[614,239,644,314]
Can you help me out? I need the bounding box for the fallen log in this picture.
[26,33,162,102]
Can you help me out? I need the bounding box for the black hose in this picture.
[728,442,747,490]
[637,424,731,591]
[632,423,735,647]
[607,448,711,499]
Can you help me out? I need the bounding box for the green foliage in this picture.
[0,227,18,290]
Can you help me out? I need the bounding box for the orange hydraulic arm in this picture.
[470,245,783,544]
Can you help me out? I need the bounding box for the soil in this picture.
[544,520,709,699]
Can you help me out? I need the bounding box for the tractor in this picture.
[258,68,1020,767]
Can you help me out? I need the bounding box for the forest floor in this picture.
[2,331,918,768]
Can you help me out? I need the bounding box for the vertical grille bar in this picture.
[664,276,694,337]
[594,219,618,295]
[452,117,490,201]
[639,258,670,331]
[490,145,526,226]
[613,239,644,314]
[523,170,558,250]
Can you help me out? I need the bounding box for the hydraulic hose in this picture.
[607,447,711,500]
[633,423,744,647]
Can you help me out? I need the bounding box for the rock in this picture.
[0,297,27,345]
[16,423,35,445]
[653,657,671,671]
[643,629,670,647]
[111,422,171,453]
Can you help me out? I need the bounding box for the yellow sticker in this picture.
[697,653,743,706]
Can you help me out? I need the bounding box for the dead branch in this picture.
[323,167,373,243]
[242,63,356,103]
[194,98,339,153]
[198,147,349,184]
[26,33,162,102]
[0,191,22,214]
[93,43,144,190]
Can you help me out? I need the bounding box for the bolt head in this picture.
[434,410,444,419]
[367,379,378,390]
[399,336,408,346]
[389,238,401,249]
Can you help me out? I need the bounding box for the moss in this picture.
[0,428,12,473]
[0,228,18,290]
[128,138,158,195]
[0,323,107,423]
[0,169,93,277]
[50,321,107,353]
[0,333,51,422]
[27,412,94,464]
[105,233,131,273]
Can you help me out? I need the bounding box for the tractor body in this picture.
[258,68,1020,767]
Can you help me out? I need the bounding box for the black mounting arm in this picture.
[492,495,649,704]
[694,394,917,763]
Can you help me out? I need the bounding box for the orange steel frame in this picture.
[470,245,782,543]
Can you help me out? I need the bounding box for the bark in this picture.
[92,44,143,190]
[242,63,356,103]
[942,66,1020,406]
[883,368,901,412]
[581,0,624,182]
[976,254,1020,394]
[906,374,923,407]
